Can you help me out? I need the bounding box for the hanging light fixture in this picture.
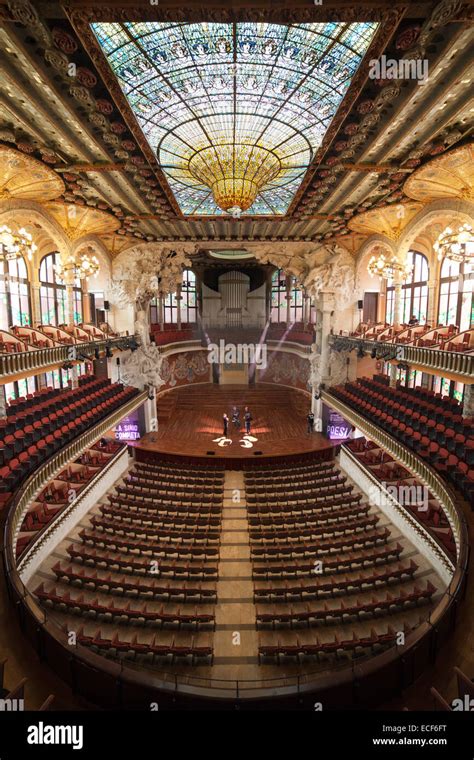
[367,250,413,280]
[188,144,281,213]
[54,250,100,283]
[0,224,37,261]
[434,223,474,265]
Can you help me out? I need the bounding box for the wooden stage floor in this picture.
[132,383,336,460]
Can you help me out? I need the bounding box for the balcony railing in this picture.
[321,389,468,564]
[329,334,474,379]
[0,336,134,380]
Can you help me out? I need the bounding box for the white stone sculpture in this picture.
[304,247,355,309]
[121,342,166,391]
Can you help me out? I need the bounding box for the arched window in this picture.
[438,258,473,331]
[402,251,429,323]
[39,252,83,325]
[385,251,429,324]
[0,256,31,330]
[271,270,304,322]
[180,269,197,324]
[150,269,198,325]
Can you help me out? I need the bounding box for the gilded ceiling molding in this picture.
[348,202,424,240]
[403,143,474,202]
[0,198,71,254]
[0,145,65,202]
[2,0,174,231]
[42,201,121,241]
[297,0,472,225]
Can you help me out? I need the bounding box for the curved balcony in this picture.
[0,336,136,382]
[329,334,474,381]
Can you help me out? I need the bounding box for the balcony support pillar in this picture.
[463,384,474,418]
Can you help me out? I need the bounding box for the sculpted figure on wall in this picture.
[121,342,166,391]
[109,242,196,344]
[304,247,355,309]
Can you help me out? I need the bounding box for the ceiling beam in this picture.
[56,162,126,173]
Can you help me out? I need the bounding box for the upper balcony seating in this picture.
[340,323,466,350]
[0,375,139,501]
[36,324,77,345]
[0,328,27,353]
[150,323,196,346]
[10,325,58,349]
[439,329,474,352]
[267,322,314,345]
[330,377,474,509]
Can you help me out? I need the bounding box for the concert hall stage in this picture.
[132,383,338,462]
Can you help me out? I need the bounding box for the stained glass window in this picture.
[40,253,83,326]
[385,252,429,324]
[438,257,473,331]
[92,21,378,216]
[271,269,304,322]
[0,256,31,330]
[150,268,198,325]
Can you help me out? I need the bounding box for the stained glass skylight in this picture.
[92,21,378,216]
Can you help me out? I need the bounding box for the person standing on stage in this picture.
[307,411,315,434]
[244,406,252,435]
[223,413,229,437]
[231,406,240,431]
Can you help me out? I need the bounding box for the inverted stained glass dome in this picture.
[92,21,378,216]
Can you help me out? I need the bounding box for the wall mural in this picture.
[160,350,210,390]
[258,350,310,391]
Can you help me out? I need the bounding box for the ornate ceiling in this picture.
[403,143,474,202]
[0,0,472,249]
[91,20,378,216]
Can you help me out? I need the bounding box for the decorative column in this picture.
[426,278,437,327]
[82,279,91,324]
[393,271,403,328]
[303,291,310,328]
[266,270,273,323]
[30,279,42,328]
[463,384,474,418]
[389,363,398,388]
[312,291,335,419]
[0,385,6,418]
